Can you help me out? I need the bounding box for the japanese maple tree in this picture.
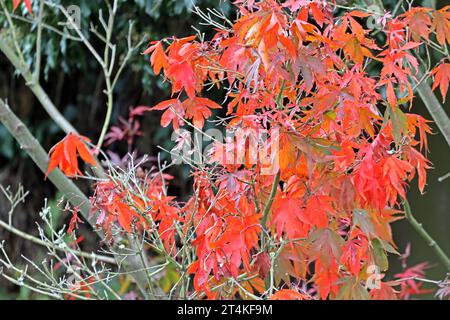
[138,0,448,299]
[4,0,450,300]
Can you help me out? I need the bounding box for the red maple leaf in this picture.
[46,133,96,177]
[143,41,168,75]
[431,62,450,102]
[394,262,433,299]
[432,6,450,46]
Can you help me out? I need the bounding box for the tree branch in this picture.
[404,199,450,272]
[261,171,280,229]
[415,70,450,148]
[0,98,150,298]
[0,38,77,134]
[0,219,116,264]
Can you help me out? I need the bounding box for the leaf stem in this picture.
[0,219,116,264]
[261,171,280,233]
[404,199,450,273]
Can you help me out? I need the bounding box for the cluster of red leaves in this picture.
[394,262,433,299]
[44,0,446,300]
[399,5,450,101]
[90,172,180,252]
[141,0,441,300]
[184,174,262,296]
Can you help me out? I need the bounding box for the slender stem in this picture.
[96,0,117,149]
[96,78,114,148]
[130,234,154,300]
[1,273,62,300]
[0,11,82,41]
[404,200,450,272]
[0,38,77,134]
[0,219,116,264]
[55,3,105,67]
[261,171,280,232]
[34,0,44,81]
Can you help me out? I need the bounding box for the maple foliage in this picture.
[432,6,450,46]
[43,0,450,300]
[140,0,443,300]
[46,133,96,177]
[394,262,433,299]
[431,62,450,101]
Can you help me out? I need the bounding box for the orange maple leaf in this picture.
[431,62,450,102]
[432,6,450,46]
[143,41,168,75]
[151,97,221,129]
[46,133,96,177]
[183,97,221,128]
[402,7,432,42]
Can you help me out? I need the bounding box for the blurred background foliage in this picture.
[0,0,449,299]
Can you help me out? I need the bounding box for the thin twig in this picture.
[404,200,450,272]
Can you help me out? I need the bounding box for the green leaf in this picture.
[371,238,389,272]
[387,106,408,145]
[336,276,370,300]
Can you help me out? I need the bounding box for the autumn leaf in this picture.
[432,6,450,46]
[115,201,138,233]
[336,276,370,300]
[167,56,197,100]
[309,228,344,268]
[402,7,432,42]
[383,156,414,201]
[144,41,168,75]
[46,133,96,177]
[431,62,450,102]
[352,209,376,238]
[314,258,340,299]
[67,206,83,235]
[150,98,184,130]
[151,97,220,129]
[405,147,432,194]
[183,97,221,128]
[394,262,432,299]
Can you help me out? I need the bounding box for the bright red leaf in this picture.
[46,133,96,177]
